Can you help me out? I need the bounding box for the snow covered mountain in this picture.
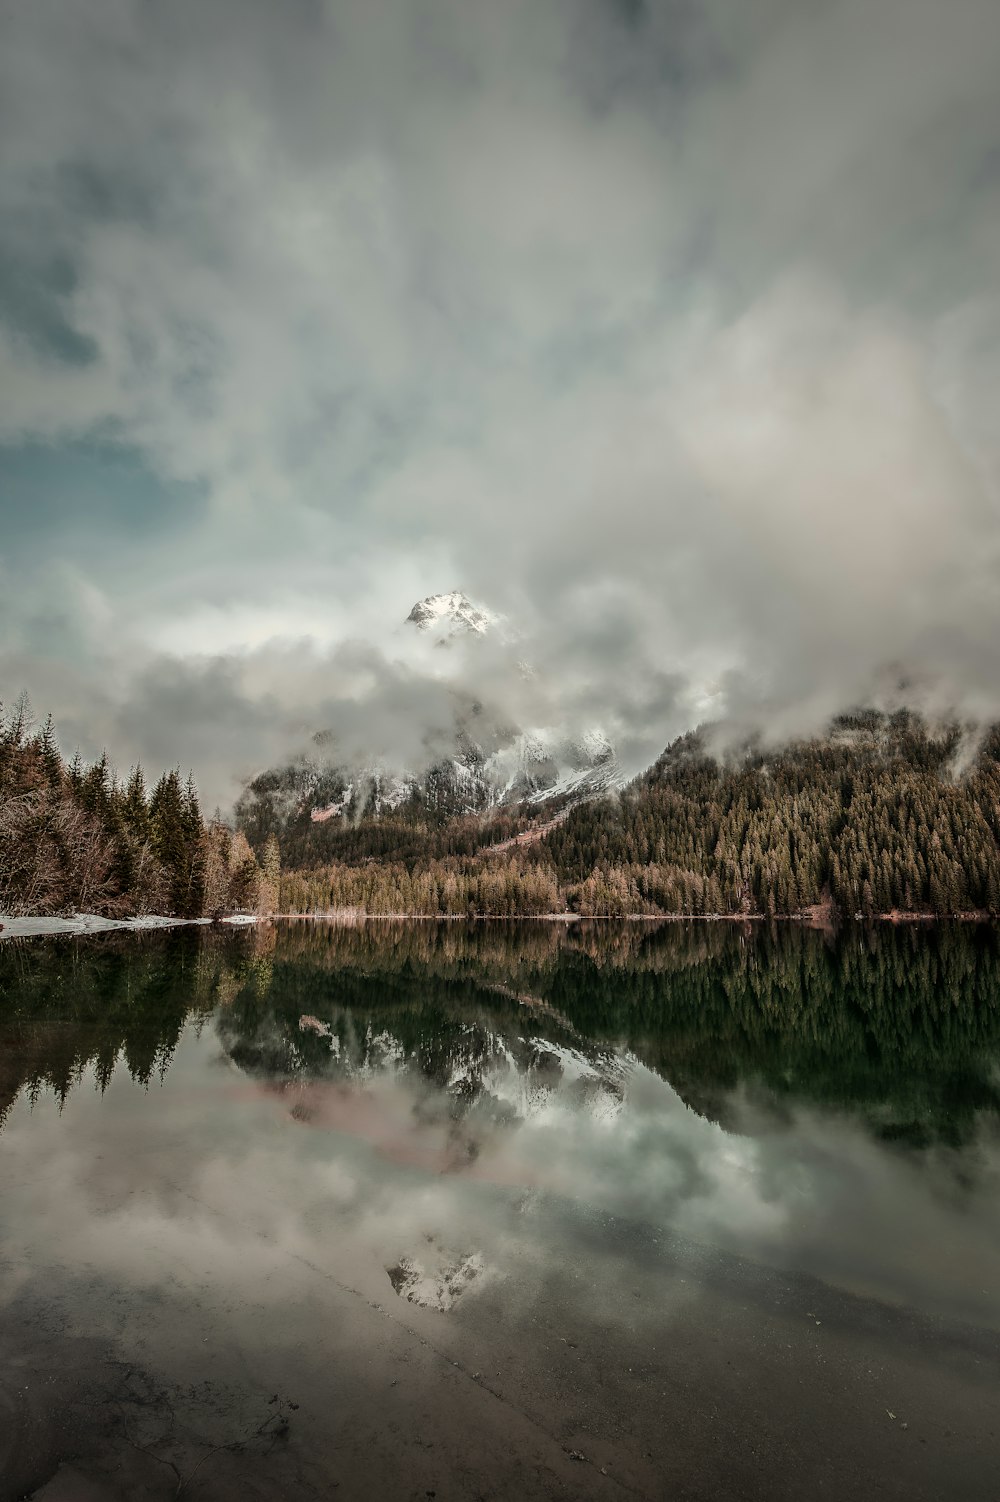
[235,591,624,843]
[480,725,620,806]
[401,591,621,800]
[219,1000,629,1129]
[405,590,497,642]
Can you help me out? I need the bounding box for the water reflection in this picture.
[4,918,1000,1315]
[5,919,1000,1148]
[3,921,1000,1500]
[0,927,245,1125]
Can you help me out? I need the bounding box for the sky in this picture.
[2,0,999,807]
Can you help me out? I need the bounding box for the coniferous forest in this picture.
[541,713,1000,918]
[274,713,1000,919]
[5,698,1000,920]
[0,696,278,920]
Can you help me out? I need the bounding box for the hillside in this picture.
[543,711,1000,916]
[279,712,1000,919]
[7,692,1000,922]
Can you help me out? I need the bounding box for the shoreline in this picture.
[275,908,987,926]
[1,908,991,942]
[0,913,261,942]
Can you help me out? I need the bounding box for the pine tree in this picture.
[6,691,32,749]
[0,700,212,919]
[150,770,190,914]
[226,830,262,913]
[121,766,150,843]
[81,752,113,820]
[68,750,84,797]
[260,834,281,914]
[182,773,206,917]
[35,714,63,793]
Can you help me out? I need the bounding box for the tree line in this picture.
[0,696,280,919]
[274,712,1000,918]
[280,853,562,917]
[6,894,1000,1146]
[9,698,1000,920]
[543,713,1000,916]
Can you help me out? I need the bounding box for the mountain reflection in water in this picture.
[3,918,1000,1317]
[5,918,1000,1150]
[3,919,1000,1501]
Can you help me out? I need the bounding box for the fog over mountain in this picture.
[2,0,999,807]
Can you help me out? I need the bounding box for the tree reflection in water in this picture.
[3,918,1000,1148]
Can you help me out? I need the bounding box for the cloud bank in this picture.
[2,0,1000,803]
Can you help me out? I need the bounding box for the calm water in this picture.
[2,920,1000,1500]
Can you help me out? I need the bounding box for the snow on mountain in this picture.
[272,715,619,830]
[396,591,624,807]
[522,755,621,805]
[285,1011,630,1125]
[403,594,624,803]
[237,590,626,836]
[482,726,620,806]
[308,767,416,823]
[405,591,497,642]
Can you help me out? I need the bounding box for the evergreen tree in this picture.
[150,770,194,914]
[182,773,206,917]
[80,751,113,820]
[0,698,208,919]
[35,714,63,793]
[68,750,84,796]
[260,834,281,914]
[121,766,150,843]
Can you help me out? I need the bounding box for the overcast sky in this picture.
[2,0,999,805]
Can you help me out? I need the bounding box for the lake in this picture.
[2,919,999,1500]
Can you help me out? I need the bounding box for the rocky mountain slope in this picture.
[405,590,497,641]
[236,592,622,853]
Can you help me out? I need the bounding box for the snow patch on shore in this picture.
[0,913,261,941]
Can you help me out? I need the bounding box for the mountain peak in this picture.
[405,591,494,641]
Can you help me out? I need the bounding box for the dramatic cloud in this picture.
[2,0,999,802]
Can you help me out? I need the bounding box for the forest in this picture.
[6,698,1000,921]
[0,696,279,920]
[542,713,1000,917]
[275,713,1000,919]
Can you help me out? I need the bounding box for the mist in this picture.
[2,0,999,805]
